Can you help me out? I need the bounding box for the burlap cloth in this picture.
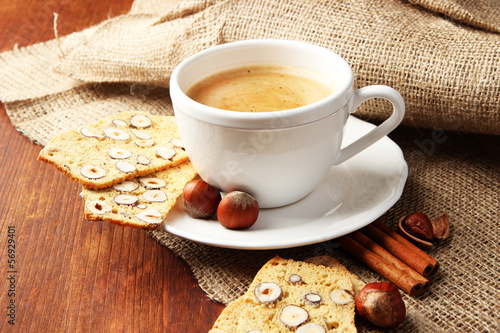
[1,0,498,331]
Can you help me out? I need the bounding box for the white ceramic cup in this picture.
[170,39,405,208]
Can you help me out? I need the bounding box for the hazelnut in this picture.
[356,282,406,328]
[296,323,326,333]
[302,292,322,306]
[399,212,450,248]
[254,282,282,304]
[278,305,309,329]
[217,191,259,229]
[330,289,354,305]
[80,164,107,179]
[402,212,433,242]
[288,274,303,285]
[182,180,221,219]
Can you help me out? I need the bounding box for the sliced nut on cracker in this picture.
[288,274,303,284]
[136,154,151,165]
[108,147,132,159]
[170,138,185,149]
[142,190,167,202]
[134,139,155,147]
[114,194,139,206]
[279,305,309,329]
[135,209,162,224]
[81,164,107,179]
[112,119,128,127]
[113,180,139,192]
[156,146,176,160]
[80,127,104,139]
[104,127,130,141]
[254,282,282,304]
[297,323,326,333]
[86,200,112,215]
[115,161,136,173]
[130,128,151,140]
[138,177,166,189]
[303,292,322,306]
[330,289,354,305]
[130,113,152,128]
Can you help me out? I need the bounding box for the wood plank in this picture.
[0,1,225,331]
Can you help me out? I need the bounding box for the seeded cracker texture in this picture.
[81,161,197,230]
[209,256,361,333]
[37,112,189,189]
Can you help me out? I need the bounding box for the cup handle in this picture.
[335,85,405,165]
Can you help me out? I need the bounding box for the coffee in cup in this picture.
[185,65,336,113]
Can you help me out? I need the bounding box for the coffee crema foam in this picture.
[186,65,336,112]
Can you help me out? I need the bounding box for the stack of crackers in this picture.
[210,255,365,333]
[38,112,197,229]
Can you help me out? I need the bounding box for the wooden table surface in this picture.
[0,1,224,332]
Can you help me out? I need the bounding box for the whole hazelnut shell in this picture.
[182,180,221,219]
[356,282,406,328]
[217,191,259,229]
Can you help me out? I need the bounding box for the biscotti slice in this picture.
[209,296,246,333]
[38,112,189,189]
[238,256,357,333]
[81,161,197,230]
[209,256,358,333]
[305,255,366,298]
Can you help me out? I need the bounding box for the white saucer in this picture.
[161,116,408,250]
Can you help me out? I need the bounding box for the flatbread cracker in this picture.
[81,161,197,230]
[38,112,189,189]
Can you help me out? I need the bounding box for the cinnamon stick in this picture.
[360,223,438,278]
[350,230,430,287]
[337,235,428,297]
[372,220,439,277]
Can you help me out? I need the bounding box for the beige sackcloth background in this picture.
[0,0,498,331]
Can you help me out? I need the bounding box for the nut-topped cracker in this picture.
[38,112,189,189]
[81,161,197,230]
[210,256,360,333]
